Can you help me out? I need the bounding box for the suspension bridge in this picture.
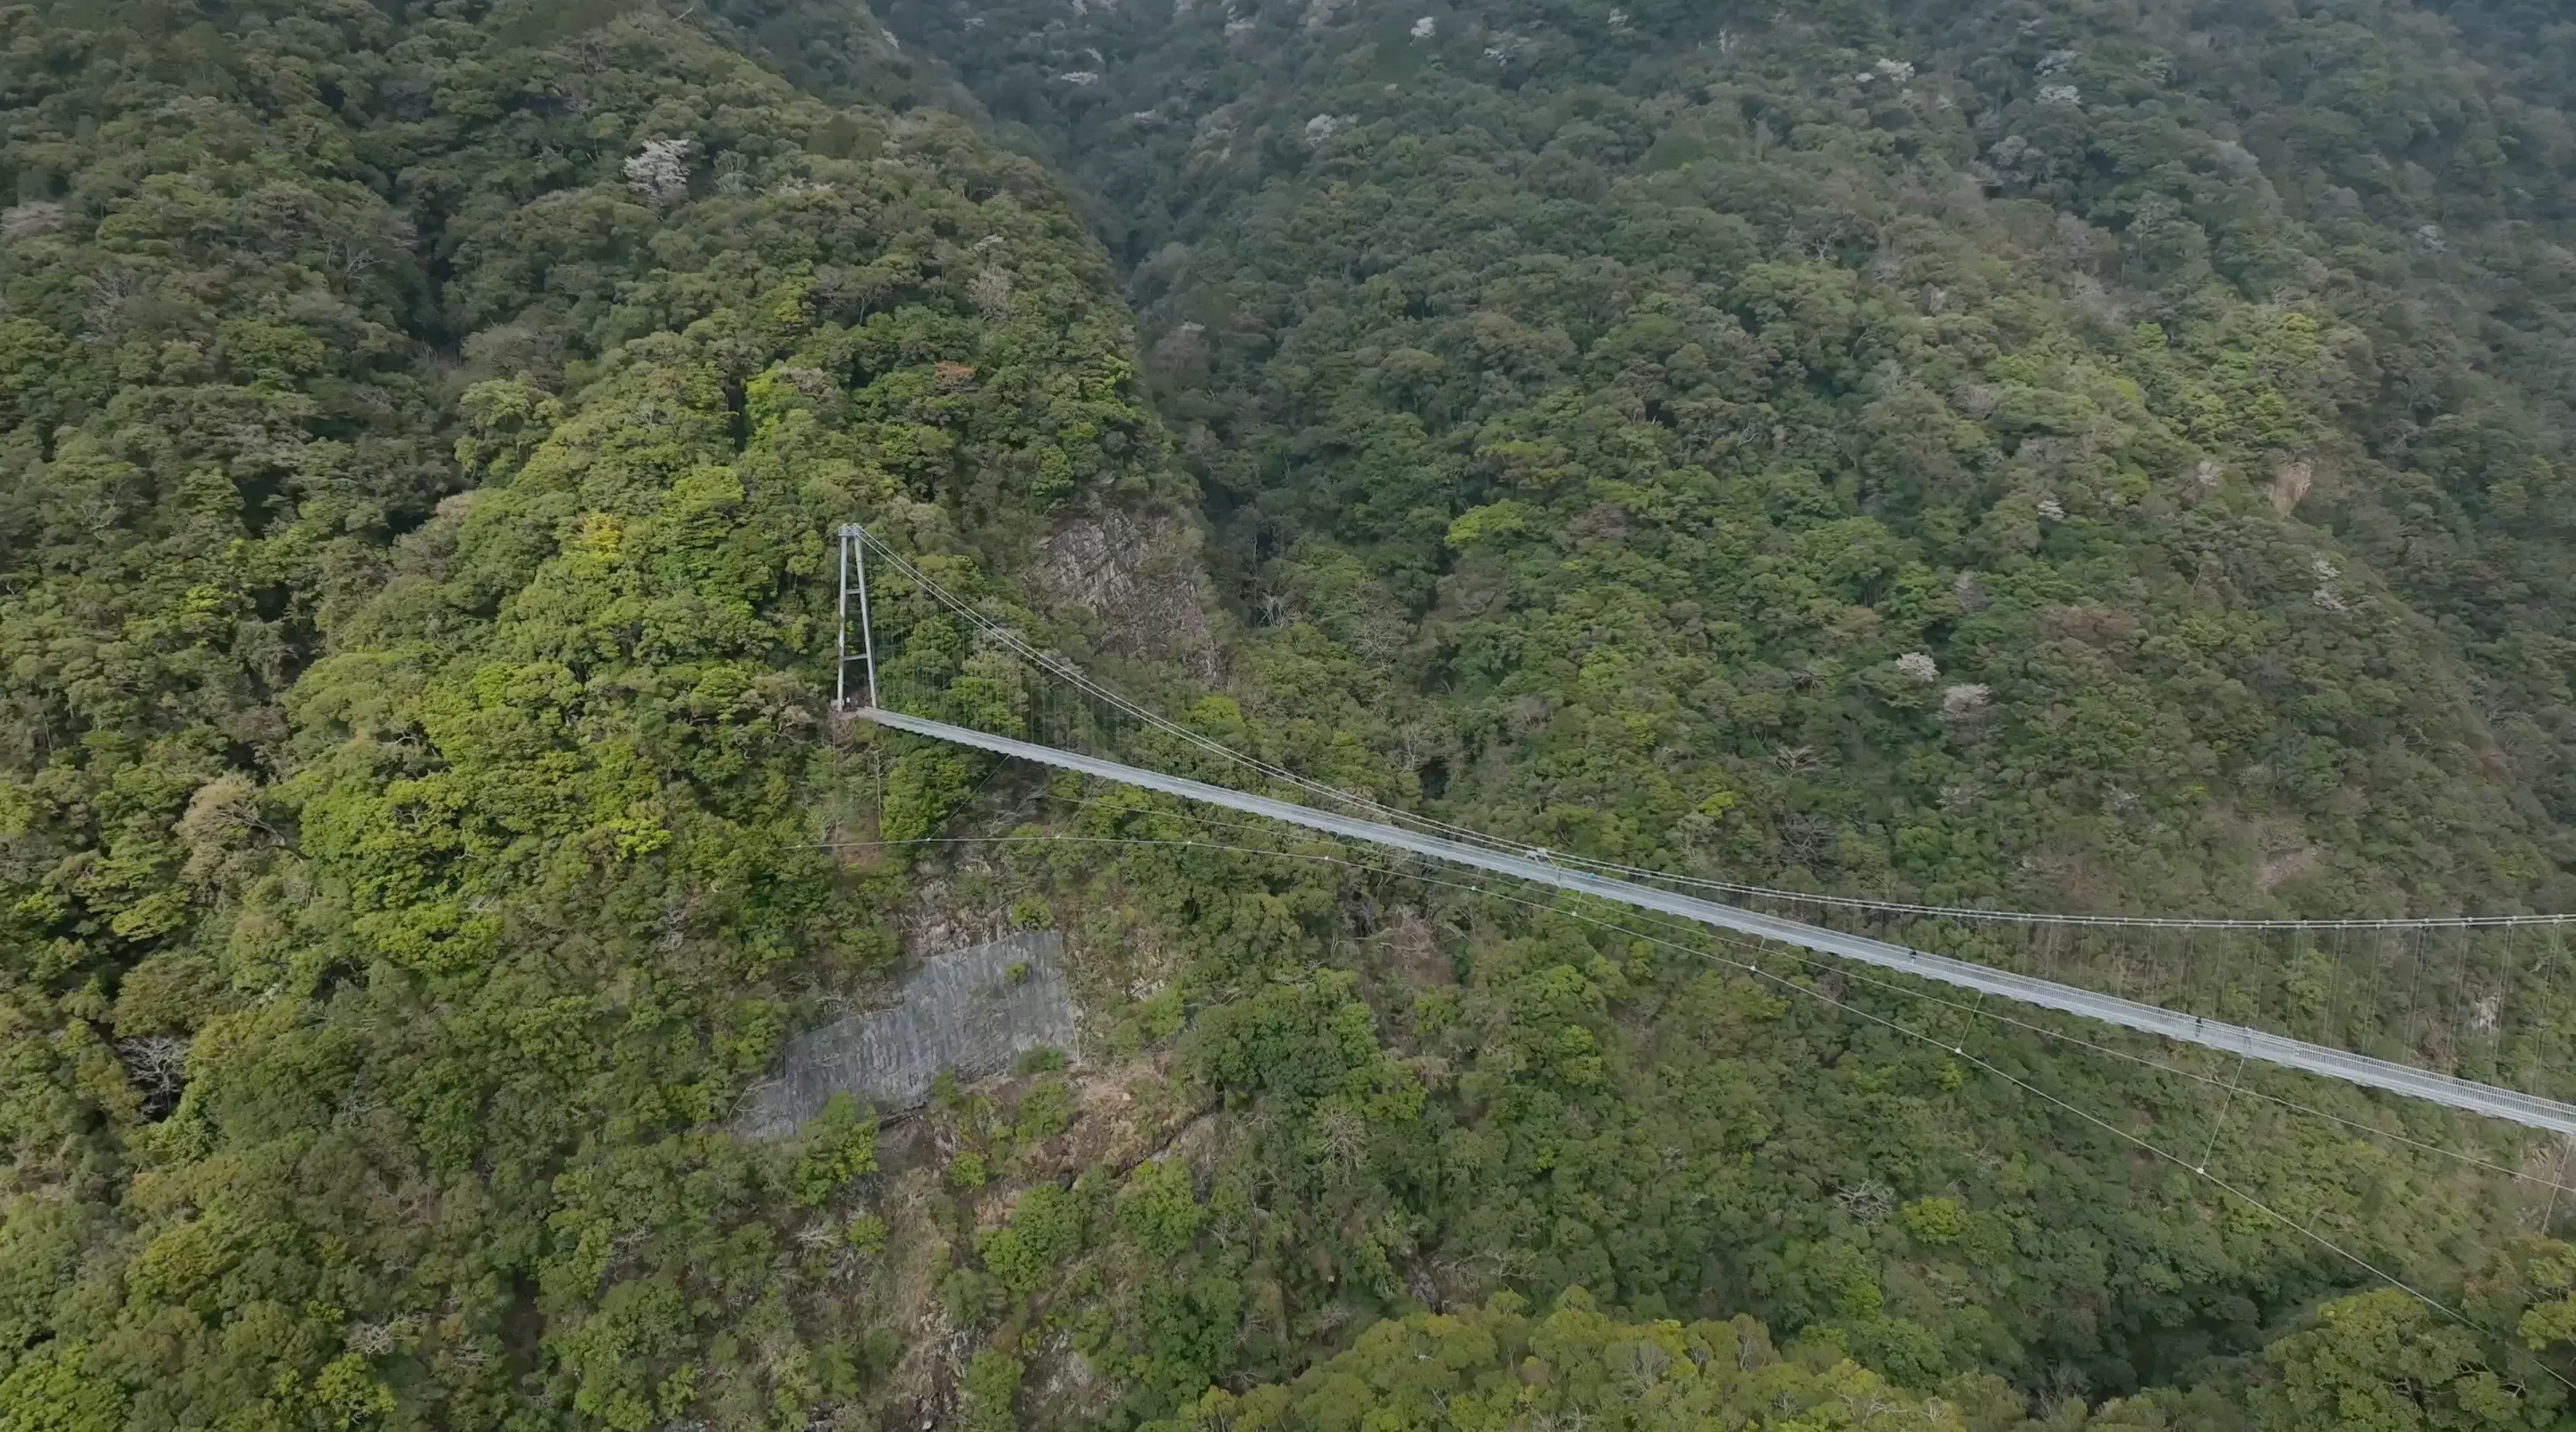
[829,525,2576,1139]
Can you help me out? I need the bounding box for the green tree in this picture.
[2259,1290,2562,1431]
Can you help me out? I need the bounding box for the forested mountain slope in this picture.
[853,0,2576,1422]
[0,1,1157,1426]
[8,2,2576,1431]
[880,0,2576,920]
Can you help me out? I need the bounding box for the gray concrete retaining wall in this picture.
[741,930,1076,1137]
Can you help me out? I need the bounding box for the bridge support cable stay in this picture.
[852,704,2576,1139]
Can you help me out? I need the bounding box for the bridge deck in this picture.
[858,707,2576,1138]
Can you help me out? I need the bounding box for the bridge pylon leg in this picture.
[835,523,880,712]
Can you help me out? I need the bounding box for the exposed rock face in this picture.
[1033,508,1221,680]
[2271,455,2316,513]
[741,931,1077,1135]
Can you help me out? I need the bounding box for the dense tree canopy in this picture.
[881,0,2576,920]
[9,1,2576,1430]
[0,2,1156,1427]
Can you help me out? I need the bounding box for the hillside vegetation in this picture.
[9,2,2576,1430]
[0,2,1149,1426]
[881,0,2576,919]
